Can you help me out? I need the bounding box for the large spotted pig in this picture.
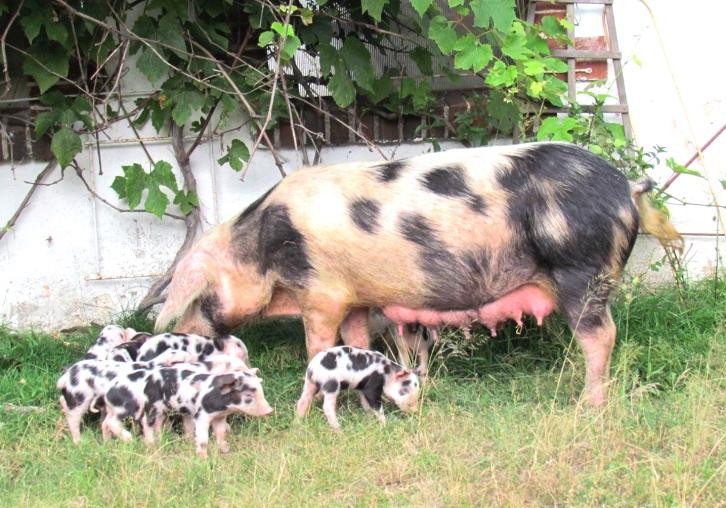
[156,142,682,406]
[102,365,272,457]
[296,346,420,430]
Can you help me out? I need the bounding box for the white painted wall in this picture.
[1,1,723,329]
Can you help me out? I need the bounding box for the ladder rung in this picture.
[551,49,621,60]
[525,105,629,114]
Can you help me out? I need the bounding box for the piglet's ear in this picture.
[394,369,411,379]
[248,367,260,377]
[212,373,236,388]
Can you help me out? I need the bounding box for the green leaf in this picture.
[543,57,568,73]
[173,190,199,215]
[410,47,433,76]
[604,123,627,148]
[145,186,170,218]
[217,139,250,171]
[486,90,520,133]
[170,89,206,126]
[328,68,356,108]
[666,157,702,178]
[536,116,580,142]
[454,37,493,72]
[44,20,70,48]
[318,43,338,75]
[527,80,544,96]
[471,0,515,31]
[540,15,566,37]
[122,163,147,210]
[51,128,82,168]
[137,49,167,85]
[280,35,302,61]
[22,45,69,94]
[361,0,387,22]
[485,61,518,87]
[448,0,466,7]
[35,112,56,137]
[523,59,546,76]
[258,30,275,47]
[428,16,457,54]
[157,14,187,57]
[111,176,127,199]
[341,37,375,91]
[369,75,393,103]
[20,10,44,44]
[150,160,178,192]
[720,180,726,190]
[502,29,532,60]
[411,0,433,18]
[271,21,295,37]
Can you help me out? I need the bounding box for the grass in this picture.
[0,279,724,506]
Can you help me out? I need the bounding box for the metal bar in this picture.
[551,49,622,59]
[524,104,630,114]
[659,122,726,194]
[566,3,576,105]
[604,3,633,139]
[532,0,613,4]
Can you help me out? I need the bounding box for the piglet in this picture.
[136,332,249,366]
[102,365,272,457]
[83,324,139,360]
[296,346,420,431]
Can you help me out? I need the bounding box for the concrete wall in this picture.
[1,1,724,329]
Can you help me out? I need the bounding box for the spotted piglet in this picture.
[83,324,140,360]
[136,332,249,366]
[102,365,273,457]
[296,346,420,430]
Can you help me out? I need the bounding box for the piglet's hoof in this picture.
[218,444,230,454]
[196,448,208,459]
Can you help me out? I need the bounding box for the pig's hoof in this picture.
[120,432,133,442]
[196,449,208,459]
[218,444,230,454]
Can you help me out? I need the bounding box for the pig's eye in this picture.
[244,398,253,405]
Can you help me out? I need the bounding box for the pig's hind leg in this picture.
[211,417,230,454]
[296,377,317,418]
[554,267,617,407]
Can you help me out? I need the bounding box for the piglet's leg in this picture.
[322,393,341,431]
[211,417,230,454]
[59,396,83,444]
[102,413,132,442]
[182,415,195,439]
[141,414,156,446]
[339,307,370,349]
[359,393,386,424]
[194,415,211,458]
[296,377,317,418]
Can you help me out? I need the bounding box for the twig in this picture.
[186,97,220,159]
[73,164,184,220]
[1,0,25,94]
[0,159,58,244]
[138,124,201,312]
[118,101,155,166]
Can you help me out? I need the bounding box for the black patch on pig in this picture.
[350,198,381,234]
[195,344,202,354]
[322,380,339,393]
[160,368,179,400]
[234,184,279,228]
[128,371,146,382]
[258,205,312,288]
[375,160,406,182]
[83,353,97,360]
[69,365,79,386]
[62,388,82,410]
[181,369,195,380]
[402,379,411,388]
[182,338,189,347]
[106,385,139,418]
[144,376,164,405]
[339,381,350,391]
[87,365,98,376]
[350,353,370,371]
[398,212,497,309]
[356,371,384,410]
[320,352,338,370]
[201,387,242,413]
[422,166,486,213]
[201,343,215,358]
[201,294,228,335]
[192,373,210,383]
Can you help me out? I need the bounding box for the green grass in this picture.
[1,280,724,506]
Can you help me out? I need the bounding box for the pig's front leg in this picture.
[296,377,317,418]
[211,417,230,454]
[141,414,156,446]
[301,294,349,359]
[358,393,386,424]
[182,414,195,439]
[194,415,211,458]
[339,307,370,349]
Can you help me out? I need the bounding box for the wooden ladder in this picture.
[526,0,633,138]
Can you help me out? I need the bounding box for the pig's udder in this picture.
[383,284,557,336]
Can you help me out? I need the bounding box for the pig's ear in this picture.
[123,328,137,342]
[212,373,236,389]
[394,369,412,379]
[246,367,260,377]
